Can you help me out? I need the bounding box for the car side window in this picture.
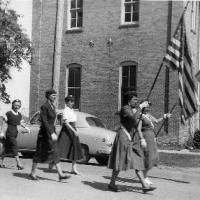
[30,113,41,125]
[56,113,63,125]
[86,117,106,128]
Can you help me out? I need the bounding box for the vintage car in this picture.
[17,111,116,165]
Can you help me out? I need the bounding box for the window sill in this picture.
[65,28,83,34]
[119,24,139,29]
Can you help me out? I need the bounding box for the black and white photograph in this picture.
[0,0,200,199]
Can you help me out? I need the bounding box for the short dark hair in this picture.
[12,99,21,109]
[45,88,56,99]
[123,91,137,105]
[65,95,75,103]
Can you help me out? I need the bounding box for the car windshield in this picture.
[30,112,40,124]
[86,117,106,128]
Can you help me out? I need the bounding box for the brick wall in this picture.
[30,0,197,142]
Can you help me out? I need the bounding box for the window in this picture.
[86,117,106,128]
[191,1,197,33]
[66,64,81,109]
[67,0,83,29]
[118,62,137,108]
[121,0,139,25]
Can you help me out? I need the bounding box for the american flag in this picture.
[163,15,198,123]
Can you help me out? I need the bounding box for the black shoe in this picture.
[108,184,119,192]
[29,174,39,181]
[17,164,24,170]
[142,186,157,193]
[58,174,70,182]
[0,164,6,168]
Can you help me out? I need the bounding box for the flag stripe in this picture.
[163,15,198,123]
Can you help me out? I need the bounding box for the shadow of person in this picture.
[82,181,148,194]
[37,167,72,175]
[12,172,59,182]
[103,175,140,184]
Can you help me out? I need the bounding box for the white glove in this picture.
[164,113,172,119]
[0,132,5,139]
[51,132,58,141]
[140,138,147,148]
[139,101,149,109]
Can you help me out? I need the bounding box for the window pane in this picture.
[132,12,139,21]
[71,0,76,9]
[133,2,139,11]
[71,10,76,18]
[77,0,83,8]
[77,17,82,27]
[125,13,131,22]
[68,88,80,109]
[68,67,80,87]
[125,0,131,2]
[130,66,136,87]
[71,19,76,28]
[125,4,131,12]
[122,67,129,87]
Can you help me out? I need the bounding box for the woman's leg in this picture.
[30,162,38,176]
[109,170,119,186]
[15,155,24,169]
[135,170,148,188]
[71,161,80,174]
[143,169,153,185]
[55,162,70,181]
[0,155,5,167]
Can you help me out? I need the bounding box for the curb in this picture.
[158,149,200,156]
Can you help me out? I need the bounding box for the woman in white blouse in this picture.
[57,95,83,174]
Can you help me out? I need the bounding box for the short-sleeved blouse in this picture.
[63,106,77,123]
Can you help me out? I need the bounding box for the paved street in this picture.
[0,157,200,200]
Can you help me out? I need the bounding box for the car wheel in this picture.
[95,156,109,166]
[79,144,90,164]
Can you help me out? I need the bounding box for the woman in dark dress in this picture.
[57,95,83,175]
[0,99,30,169]
[141,104,171,186]
[30,89,69,181]
[107,92,156,193]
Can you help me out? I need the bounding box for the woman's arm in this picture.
[20,120,31,133]
[150,113,171,124]
[63,119,78,136]
[137,120,147,148]
[0,116,8,138]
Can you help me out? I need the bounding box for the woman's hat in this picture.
[45,88,57,98]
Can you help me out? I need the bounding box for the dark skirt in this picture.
[33,133,60,164]
[143,128,159,170]
[108,127,145,171]
[2,136,18,157]
[57,124,83,161]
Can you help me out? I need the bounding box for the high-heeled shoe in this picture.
[58,174,70,182]
[108,184,119,192]
[17,164,24,170]
[29,174,39,181]
[71,170,80,175]
[142,186,156,193]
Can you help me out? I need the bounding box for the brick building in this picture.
[30,0,200,143]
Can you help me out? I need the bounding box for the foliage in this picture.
[0,0,32,103]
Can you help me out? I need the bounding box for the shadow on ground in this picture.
[12,172,68,183]
[82,181,152,194]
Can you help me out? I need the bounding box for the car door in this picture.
[17,112,40,150]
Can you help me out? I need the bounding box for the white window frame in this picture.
[67,0,83,30]
[121,0,139,25]
[191,1,197,33]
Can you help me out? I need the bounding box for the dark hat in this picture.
[65,95,75,103]
[45,88,56,98]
